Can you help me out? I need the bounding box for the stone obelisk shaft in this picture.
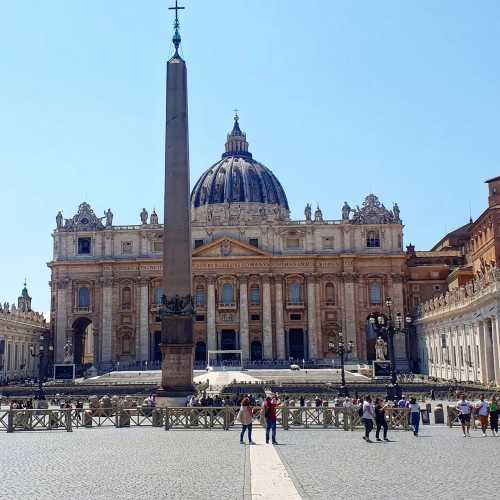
[159,50,194,398]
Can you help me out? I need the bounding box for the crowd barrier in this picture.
[0,407,410,433]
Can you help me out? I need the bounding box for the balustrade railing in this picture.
[0,407,410,433]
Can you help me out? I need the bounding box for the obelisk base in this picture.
[155,344,194,408]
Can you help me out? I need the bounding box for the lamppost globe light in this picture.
[39,345,44,351]
[377,315,384,325]
[48,345,54,351]
[369,316,376,324]
[406,316,412,324]
[385,297,392,307]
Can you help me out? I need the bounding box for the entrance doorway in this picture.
[250,341,263,361]
[72,317,95,366]
[195,341,207,363]
[152,331,162,362]
[220,330,238,363]
[288,329,305,360]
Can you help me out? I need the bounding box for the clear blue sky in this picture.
[1,0,499,314]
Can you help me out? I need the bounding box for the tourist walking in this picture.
[409,397,421,436]
[263,395,280,445]
[489,395,498,436]
[237,396,255,445]
[456,394,472,437]
[374,398,389,442]
[361,395,375,443]
[475,394,490,437]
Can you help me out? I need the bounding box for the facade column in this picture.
[470,323,478,382]
[239,276,249,361]
[461,324,470,382]
[306,274,318,360]
[207,277,216,354]
[342,273,357,359]
[138,279,149,361]
[491,315,500,385]
[55,280,69,363]
[100,278,113,364]
[274,275,285,360]
[262,276,273,360]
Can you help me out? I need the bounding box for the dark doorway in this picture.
[220,330,238,362]
[153,331,162,362]
[288,328,306,359]
[366,314,387,362]
[289,329,305,360]
[195,341,207,363]
[72,317,93,367]
[250,341,263,361]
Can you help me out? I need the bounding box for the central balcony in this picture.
[217,302,237,311]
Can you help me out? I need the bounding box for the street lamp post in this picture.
[328,332,353,397]
[369,297,412,401]
[29,334,54,401]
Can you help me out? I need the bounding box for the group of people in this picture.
[359,395,422,442]
[455,394,498,437]
[236,394,280,445]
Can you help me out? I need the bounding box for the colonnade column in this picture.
[138,279,149,361]
[55,280,68,363]
[274,275,285,360]
[100,277,113,364]
[478,321,488,384]
[469,324,478,382]
[262,276,273,360]
[484,319,495,384]
[306,274,318,360]
[239,276,249,361]
[491,315,500,385]
[207,277,216,353]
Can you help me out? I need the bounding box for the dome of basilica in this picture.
[191,116,289,223]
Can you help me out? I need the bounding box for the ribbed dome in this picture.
[191,116,289,210]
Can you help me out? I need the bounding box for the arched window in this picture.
[222,283,234,304]
[195,287,206,306]
[369,282,382,305]
[122,287,132,310]
[288,282,301,304]
[367,230,380,248]
[325,283,335,304]
[250,285,260,305]
[154,287,164,305]
[78,287,90,308]
[251,341,263,361]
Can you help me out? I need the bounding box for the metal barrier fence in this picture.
[0,407,410,433]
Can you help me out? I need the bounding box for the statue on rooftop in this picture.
[140,208,148,225]
[342,202,351,221]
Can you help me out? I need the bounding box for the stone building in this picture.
[0,284,48,382]
[48,117,408,369]
[415,177,500,384]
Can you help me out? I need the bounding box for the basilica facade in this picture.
[49,117,408,369]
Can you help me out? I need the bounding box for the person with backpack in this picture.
[263,395,280,444]
[489,395,498,436]
[361,395,375,442]
[237,396,255,445]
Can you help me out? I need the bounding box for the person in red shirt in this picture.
[263,395,280,444]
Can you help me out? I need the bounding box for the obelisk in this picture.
[157,1,194,405]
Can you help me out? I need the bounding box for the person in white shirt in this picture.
[475,394,490,437]
[456,394,472,437]
[361,395,375,443]
[409,397,421,437]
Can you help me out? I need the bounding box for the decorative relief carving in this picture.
[351,194,401,225]
[61,202,105,232]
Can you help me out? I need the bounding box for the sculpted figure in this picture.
[314,204,323,222]
[56,211,63,229]
[304,203,312,221]
[150,210,158,225]
[104,208,113,227]
[63,338,73,364]
[393,203,400,222]
[342,202,351,221]
[140,208,148,225]
[206,207,214,223]
[375,336,387,361]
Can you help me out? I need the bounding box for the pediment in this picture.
[192,236,270,258]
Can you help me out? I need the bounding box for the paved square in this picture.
[1,425,499,499]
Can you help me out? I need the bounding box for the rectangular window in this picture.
[286,238,300,249]
[194,239,204,248]
[78,237,91,254]
[250,287,260,305]
[152,240,163,253]
[122,241,133,254]
[249,238,259,248]
[290,313,302,321]
[195,314,205,322]
[366,231,380,248]
[250,314,260,321]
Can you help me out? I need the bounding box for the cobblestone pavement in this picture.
[1,425,499,499]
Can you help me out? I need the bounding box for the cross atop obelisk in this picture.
[169,0,185,55]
